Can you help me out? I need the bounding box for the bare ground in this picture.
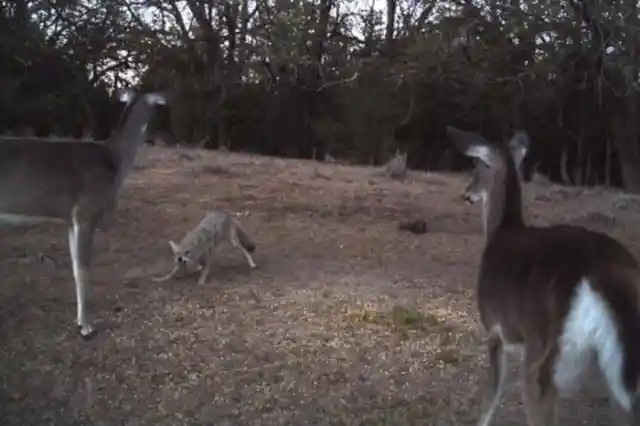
[2,147,640,425]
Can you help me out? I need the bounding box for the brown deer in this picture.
[0,88,167,339]
[446,126,640,425]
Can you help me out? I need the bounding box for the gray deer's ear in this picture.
[168,240,180,253]
[145,91,168,106]
[114,88,136,104]
[508,130,530,168]
[445,126,496,166]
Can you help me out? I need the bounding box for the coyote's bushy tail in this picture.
[235,222,256,252]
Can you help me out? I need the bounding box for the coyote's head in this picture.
[169,241,194,266]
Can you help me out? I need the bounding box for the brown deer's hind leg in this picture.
[597,345,636,426]
[69,220,96,338]
[522,350,558,426]
[608,397,636,426]
[477,334,508,426]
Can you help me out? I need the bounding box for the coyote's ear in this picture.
[169,241,180,253]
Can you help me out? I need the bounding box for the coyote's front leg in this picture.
[197,248,214,285]
[153,264,183,282]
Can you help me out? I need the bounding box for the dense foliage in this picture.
[2,0,640,189]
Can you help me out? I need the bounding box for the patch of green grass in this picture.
[433,348,462,365]
[392,305,439,328]
[346,304,441,338]
[200,164,229,175]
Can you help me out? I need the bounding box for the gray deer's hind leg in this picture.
[69,222,96,338]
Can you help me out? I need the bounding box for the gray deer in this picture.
[0,88,167,338]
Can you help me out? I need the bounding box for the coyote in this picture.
[384,149,408,179]
[154,211,257,285]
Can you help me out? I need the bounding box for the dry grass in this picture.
[1,147,639,425]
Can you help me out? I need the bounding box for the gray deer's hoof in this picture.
[78,324,97,340]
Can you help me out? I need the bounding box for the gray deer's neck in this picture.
[105,98,153,186]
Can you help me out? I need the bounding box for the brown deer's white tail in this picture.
[446,126,640,425]
[558,276,640,414]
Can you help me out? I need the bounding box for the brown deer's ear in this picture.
[114,88,136,104]
[508,130,530,168]
[445,126,496,167]
[144,92,168,106]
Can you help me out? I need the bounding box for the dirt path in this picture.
[0,147,636,425]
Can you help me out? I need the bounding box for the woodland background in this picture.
[2,0,640,190]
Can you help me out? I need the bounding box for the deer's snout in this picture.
[461,190,481,205]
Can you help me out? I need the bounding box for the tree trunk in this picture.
[187,0,225,147]
[385,0,396,56]
[612,96,640,192]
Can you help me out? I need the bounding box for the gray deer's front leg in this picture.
[69,222,96,338]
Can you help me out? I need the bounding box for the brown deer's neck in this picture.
[484,154,525,243]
